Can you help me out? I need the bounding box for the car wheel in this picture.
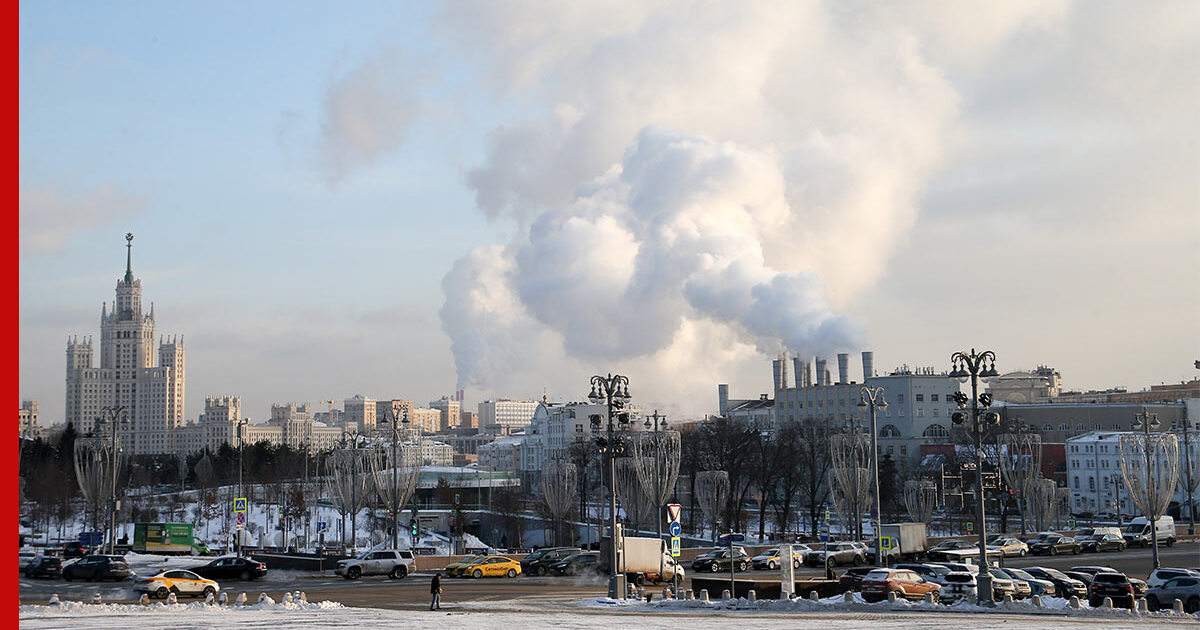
[853,555,863,566]
[1187,597,1200,614]
[768,560,777,570]
[63,571,72,582]
[711,563,720,572]
[240,570,250,581]
[507,569,517,578]
[931,591,940,604]
[472,569,482,579]
[1145,595,1159,611]
[794,559,801,569]
[390,566,407,579]
[1166,538,1176,548]
[1049,547,1057,556]
[1019,549,1026,557]
[1072,547,1079,555]
[347,566,361,580]
[202,586,215,599]
[155,586,169,600]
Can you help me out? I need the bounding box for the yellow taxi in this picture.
[445,554,487,578]
[465,555,522,579]
[136,568,220,599]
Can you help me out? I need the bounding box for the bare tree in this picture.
[327,448,376,552]
[540,461,576,546]
[795,419,833,538]
[903,480,938,524]
[998,433,1043,535]
[695,470,730,541]
[829,433,872,539]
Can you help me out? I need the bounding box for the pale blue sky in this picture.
[20,2,1199,425]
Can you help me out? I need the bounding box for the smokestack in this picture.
[804,361,812,387]
[780,354,790,389]
[772,358,784,391]
[792,356,804,388]
[862,351,874,381]
[815,357,827,386]
[718,384,730,416]
[837,353,849,385]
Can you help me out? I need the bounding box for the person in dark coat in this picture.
[430,572,442,610]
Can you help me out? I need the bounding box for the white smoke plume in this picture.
[437,1,1065,400]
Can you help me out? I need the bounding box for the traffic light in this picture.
[978,392,993,408]
[410,519,418,536]
[952,411,968,425]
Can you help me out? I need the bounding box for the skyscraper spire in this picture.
[124,232,134,283]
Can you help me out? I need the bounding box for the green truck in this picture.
[133,523,211,556]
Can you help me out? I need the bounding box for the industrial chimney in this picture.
[837,353,849,385]
[861,351,874,381]
[815,357,827,386]
[718,384,730,416]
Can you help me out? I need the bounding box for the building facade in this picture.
[478,399,539,435]
[64,235,186,455]
[18,400,40,437]
[1065,427,1199,518]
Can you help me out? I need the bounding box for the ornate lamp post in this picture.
[857,387,887,566]
[97,406,128,555]
[588,373,632,599]
[1172,417,1196,536]
[949,348,1000,605]
[377,406,410,549]
[1132,410,1163,569]
[235,418,248,555]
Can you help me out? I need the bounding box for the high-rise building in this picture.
[18,400,40,438]
[478,399,539,435]
[430,397,461,432]
[64,234,186,455]
[344,395,377,431]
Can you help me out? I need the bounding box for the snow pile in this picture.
[582,594,1200,621]
[21,597,344,617]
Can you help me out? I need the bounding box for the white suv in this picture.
[336,549,415,580]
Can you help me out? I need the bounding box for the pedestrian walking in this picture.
[430,572,442,610]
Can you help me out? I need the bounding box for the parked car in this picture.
[19,550,39,570]
[62,543,87,559]
[1073,527,1123,543]
[987,568,1020,600]
[1079,534,1126,553]
[334,549,415,580]
[190,556,267,581]
[62,555,131,582]
[22,556,62,579]
[1088,572,1137,609]
[751,545,808,570]
[860,568,941,603]
[135,569,219,600]
[1023,566,1088,599]
[893,563,954,587]
[1144,575,1200,612]
[1029,534,1080,556]
[986,537,1029,557]
[692,547,751,572]
[837,566,882,593]
[803,542,866,567]
[520,547,578,576]
[549,552,602,576]
[997,567,1055,597]
[940,571,978,603]
[463,555,522,578]
[1147,568,1200,589]
[1069,566,1145,596]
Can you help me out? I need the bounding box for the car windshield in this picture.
[1006,568,1035,580]
[760,548,778,556]
[1122,524,1144,534]
[865,569,891,580]
[1040,568,1069,580]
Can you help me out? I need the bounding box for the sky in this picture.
[18,1,1200,426]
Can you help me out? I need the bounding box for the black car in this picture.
[838,566,882,593]
[1024,566,1088,598]
[549,553,602,576]
[1089,572,1136,608]
[63,555,131,582]
[1062,570,1095,590]
[62,543,87,559]
[23,556,63,579]
[520,547,579,576]
[691,548,751,572]
[1030,534,1080,556]
[1080,534,1126,553]
[191,556,267,581]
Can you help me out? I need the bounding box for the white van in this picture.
[1122,516,1175,547]
[1073,526,1122,542]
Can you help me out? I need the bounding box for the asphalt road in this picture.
[19,542,1198,610]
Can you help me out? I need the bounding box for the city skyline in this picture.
[19,2,1199,425]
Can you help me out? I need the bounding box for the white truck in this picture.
[599,535,686,585]
[875,522,928,562]
[1122,516,1176,547]
[335,549,415,580]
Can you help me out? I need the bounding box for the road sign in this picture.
[666,503,682,523]
[79,531,104,546]
[880,535,893,551]
[824,508,831,520]
[317,521,327,533]
[235,512,246,527]
[1066,517,1076,528]
[670,536,681,557]
[669,521,681,537]
[234,497,247,513]
[966,521,974,534]
[717,532,745,545]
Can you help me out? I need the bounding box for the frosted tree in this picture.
[74,437,120,535]
[695,470,730,541]
[829,433,872,539]
[327,448,376,552]
[367,443,420,549]
[1119,430,1178,567]
[903,480,938,525]
[998,433,1043,535]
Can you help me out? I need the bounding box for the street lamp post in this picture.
[236,418,248,555]
[588,373,632,600]
[857,387,888,567]
[1132,410,1162,569]
[98,406,128,555]
[643,410,669,587]
[378,406,410,549]
[1174,418,1196,536]
[949,349,1000,606]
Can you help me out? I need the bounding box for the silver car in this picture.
[1145,576,1200,612]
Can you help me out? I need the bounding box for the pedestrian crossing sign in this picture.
[670,536,681,557]
[234,498,247,513]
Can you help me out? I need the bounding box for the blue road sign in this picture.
[317,521,328,533]
[234,498,248,513]
[669,521,681,537]
[670,536,681,557]
[79,532,104,546]
[717,532,745,545]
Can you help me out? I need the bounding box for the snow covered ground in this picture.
[19,593,1200,629]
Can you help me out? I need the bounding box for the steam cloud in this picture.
[437,1,1064,395]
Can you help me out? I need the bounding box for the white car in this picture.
[18,550,39,570]
[986,537,1029,557]
[335,549,415,580]
[1148,568,1200,589]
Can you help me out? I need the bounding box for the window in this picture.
[922,424,949,438]
[898,394,905,404]
[915,394,924,402]
[880,424,901,438]
[1073,477,1079,489]
[931,394,939,402]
